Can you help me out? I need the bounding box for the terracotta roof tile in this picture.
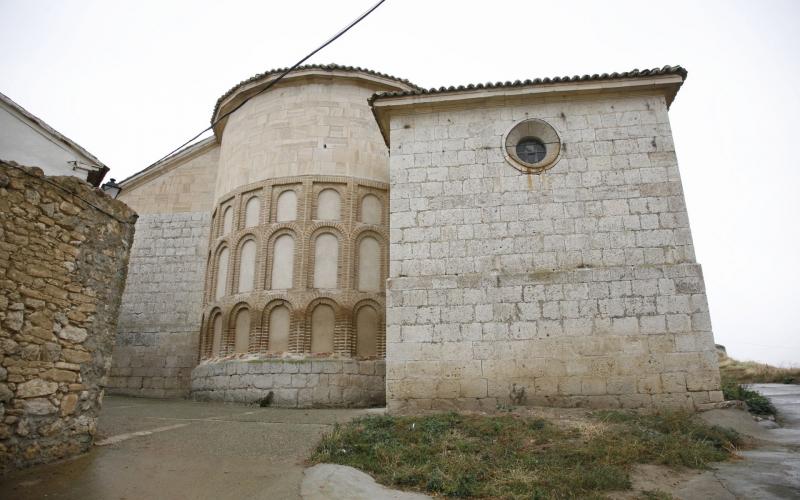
[368,65,687,104]
[212,63,421,123]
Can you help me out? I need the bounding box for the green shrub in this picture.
[721,381,777,416]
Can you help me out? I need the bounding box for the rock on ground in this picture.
[301,464,431,500]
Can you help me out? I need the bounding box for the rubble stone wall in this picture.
[0,161,136,472]
[384,92,722,413]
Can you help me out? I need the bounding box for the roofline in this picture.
[0,91,109,186]
[211,64,420,138]
[369,66,687,147]
[118,136,217,192]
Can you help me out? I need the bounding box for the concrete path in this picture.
[0,395,378,500]
[704,384,800,499]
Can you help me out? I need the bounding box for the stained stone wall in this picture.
[108,141,218,397]
[383,91,723,412]
[0,161,136,472]
[107,213,210,397]
[191,358,385,407]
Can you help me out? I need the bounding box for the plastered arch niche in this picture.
[211,314,223,356]
[276,190,297,222]
[222,206,233,235]
[267,306,290,352]
[361,194,382,224]
[238,240,257,293]
[314,233,338,289]
[358,236,381,291]
[234,308,250,353]
[317,189,341,220]
[271,234,294,289]
[311,304,335,353]
[215,248,229,299]
[356,305,378,357]
[244,196,260,227]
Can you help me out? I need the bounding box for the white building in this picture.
[0,92,108,186]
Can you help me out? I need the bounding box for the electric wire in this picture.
[146,0,387,171]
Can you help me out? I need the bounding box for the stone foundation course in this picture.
[191,357,385,407]
[0,161,137,472]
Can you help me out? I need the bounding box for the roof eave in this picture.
[0,92,109,178]
[371,74,685,147]
[211,67,419,139]
[118,136,218,191]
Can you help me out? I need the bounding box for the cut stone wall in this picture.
[215,75,403,198]
[107,212,210,397]
[384,92,722,413]
[191,357,385,407]
[0,161,136,472]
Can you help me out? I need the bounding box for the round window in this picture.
[503,119,561,173]
[515,137,547,164]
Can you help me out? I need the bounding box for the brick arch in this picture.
[257,299,294,353]
[356,190,388,226]
[352,298,385,358]
[202,176,389,362]
[301,296,348,354]
[210,206,220,241]
[271,185,303,223]
[263,226,300,291]
[306,225,348,291]
[230,232,259,295]
[240,188,264,228]
[312,183,347,221]
[351,229,388,293]
[201,307,223,359]
[219,199,236,237]
[203,250,214,305]
[208,241,231,302]
[224,301,256,355]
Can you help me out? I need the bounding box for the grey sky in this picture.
[1,0,798,365]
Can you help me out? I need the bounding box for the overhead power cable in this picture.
[145,0,388,170]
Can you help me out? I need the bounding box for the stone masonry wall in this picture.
[191,358,385,407]
[108,213,210,398]
[0,161,136,472]
[385,91,722,413]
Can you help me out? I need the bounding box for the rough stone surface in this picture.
[384,92,722,412]
[107,212,210,398]
[302,464,431,500]
[0,161,136,472]
[191,357,385,407]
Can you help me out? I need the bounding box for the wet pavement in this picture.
[0,395,376,500]
[710,384,800,499]
[1,385,799,499]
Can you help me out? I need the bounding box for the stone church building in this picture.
[109,64,723,412]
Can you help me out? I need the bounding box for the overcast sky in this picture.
[1,0,798,365]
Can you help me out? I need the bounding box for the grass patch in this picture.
[310,411,741,499]
[721,380,776,416]
[718,354,790,416]
[719,356,800,385]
